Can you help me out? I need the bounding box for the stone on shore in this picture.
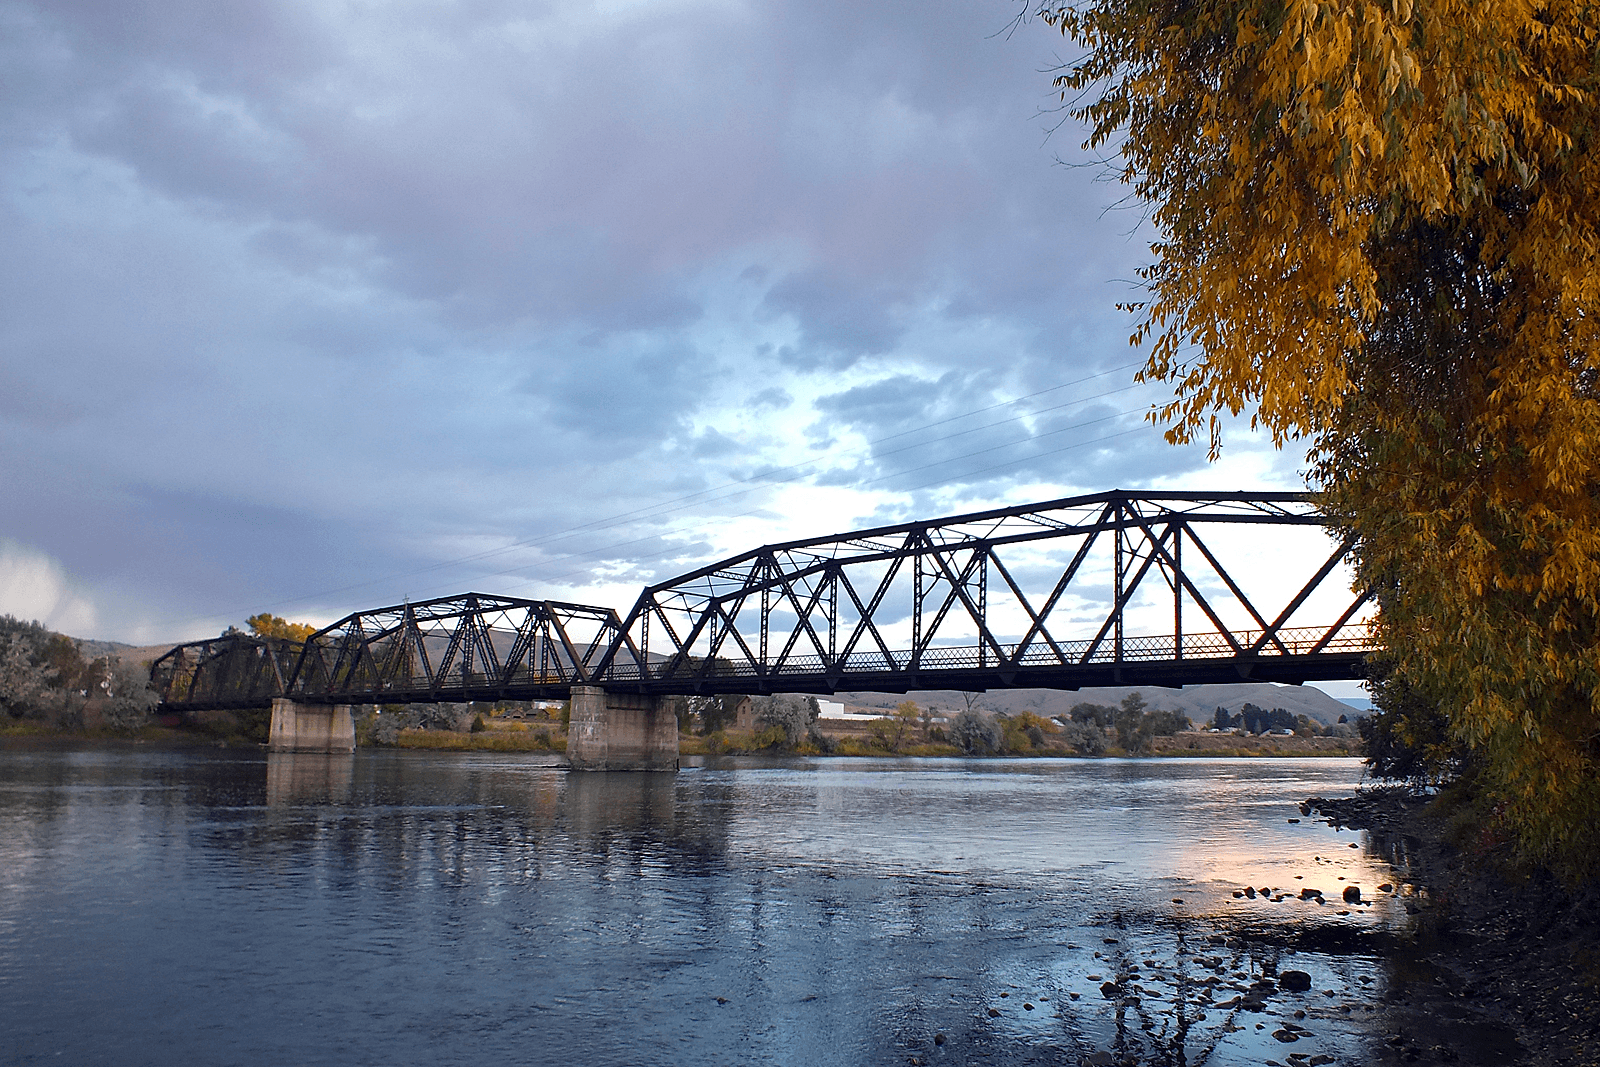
[1279,970,1312,991]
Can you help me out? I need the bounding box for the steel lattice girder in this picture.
[593,489,1375,694]
[281,592,640,705]
[148,635,305,710]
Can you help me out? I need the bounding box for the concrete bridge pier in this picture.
[566,686,680,771]
[268,698,356,753]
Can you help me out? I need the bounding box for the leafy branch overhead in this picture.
[1044,0,1600,876]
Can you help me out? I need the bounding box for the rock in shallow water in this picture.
[1343,884,1362,903]
[1279,970,1313,992]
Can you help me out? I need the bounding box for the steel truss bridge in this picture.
[151,491,1377,712]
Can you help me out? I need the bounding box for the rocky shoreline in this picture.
[1305,791,1600,1066]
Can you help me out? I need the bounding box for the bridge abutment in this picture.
[268,698,356,753]
[566,686,679,771]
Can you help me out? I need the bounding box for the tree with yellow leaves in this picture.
[1043,0,1600,875]
[245,613,317,642]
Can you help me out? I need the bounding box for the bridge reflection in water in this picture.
[265,752,352,807]
[153,491,1376,767]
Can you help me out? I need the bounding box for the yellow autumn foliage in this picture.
[1045,0,1600,874]
[245,613,317,643]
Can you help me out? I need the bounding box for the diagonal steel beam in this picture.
[1079,522,1180,663]
[922,544,1009,664]
[1309,589,1375,653]
[986,550,1067,666]
[835,550,908,667]
[1179,523,1290,655]
[1121,513,1246,658]
[1249,534,1358,654]
[1012,502,1114,660]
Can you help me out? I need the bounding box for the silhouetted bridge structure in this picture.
[151,491,1376,768]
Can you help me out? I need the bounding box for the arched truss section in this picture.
[595,490,1375,694]
[283,593,637,705]
[149,635,305,710]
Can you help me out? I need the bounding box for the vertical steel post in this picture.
[978,548,988,669]
[1114,503,1125,663]
[828,566,837,667]
[912,534,923,669]
[1174,521,1183,660]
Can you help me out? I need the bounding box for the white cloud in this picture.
[0,539,98,636]
[0,0,1325,645]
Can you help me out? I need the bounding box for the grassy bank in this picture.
[391,725,564,752]
[1151,733,1363,757]
[0,721,231,748]
[0,718,1361,758]
[679,729,1363,759]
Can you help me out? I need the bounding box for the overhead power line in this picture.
[150,363,1159,633]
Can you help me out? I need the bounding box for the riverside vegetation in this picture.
[0,615,157,737]
[343,690,1362,758]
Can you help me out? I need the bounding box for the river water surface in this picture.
[1,751,1414,1066]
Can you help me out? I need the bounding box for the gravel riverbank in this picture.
[1305,791,1600,1066]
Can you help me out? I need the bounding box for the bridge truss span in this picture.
[151,594,639,711]
[596,490,1375,694]
[150,634,307,711]
[289,594,636,705]
[151,491,1378,712]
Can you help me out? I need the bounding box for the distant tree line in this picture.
[1211,702,1360,739]
[1064,693,1189,755]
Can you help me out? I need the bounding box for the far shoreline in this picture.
[0,721,1363,760]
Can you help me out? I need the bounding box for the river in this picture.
[1,750,1421,1066]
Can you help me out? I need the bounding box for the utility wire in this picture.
[398,412,1150,601]
[151,366,1156,633]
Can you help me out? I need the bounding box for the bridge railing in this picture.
[600,622,1375,682]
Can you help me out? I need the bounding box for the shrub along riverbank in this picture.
[375,720,1362,758]
[0,715,1362,757]
[1308,789,1600,1066]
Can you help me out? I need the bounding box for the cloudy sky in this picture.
[0,0,1318,651]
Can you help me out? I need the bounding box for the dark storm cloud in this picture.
[763,270,903,367]
[0,0,1251,641]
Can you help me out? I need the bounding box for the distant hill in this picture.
[75,637,136,659]
[109,642,189,666]
[835,682,1363,727]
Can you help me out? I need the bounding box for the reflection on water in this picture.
[0,751,1415,1065]
[266,752,353,806]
